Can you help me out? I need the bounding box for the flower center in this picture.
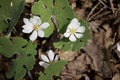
[33,25,39,30]
[48,61,53,64]
[70,28,76,34]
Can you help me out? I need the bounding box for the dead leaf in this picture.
[112,73,120,80]
[60,53,93,80]
[103,24,114,48]
[94,75,103,80]
[0,56,9,73]
[26,0,34,3]
[75,8,86,19]
[88,21,101,33]
[84,28,113,78]
[59,51,78,61]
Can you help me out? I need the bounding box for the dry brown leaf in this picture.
[81,0,92,8]
[75,8,86,19]
[88,21,100,33]
[112,64,120,80]
[94,75,103,80]
[112,73,120,80]
[59,51,78,61]
[0,56,9,73]
[117,25,120,41]
[84,28,113,78]
[60,53,93,80]
[26,0,34,3]
[103,24,114,48]
[71,2,76,9]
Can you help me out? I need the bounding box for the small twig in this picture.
[99,0,117,12]
[98,0,108,8]
[27,71,33,80]
[109,0,115,14]
[88,7,106,21]
[51,16,59,29]
[94,11,111,20]
[87,2,100,21]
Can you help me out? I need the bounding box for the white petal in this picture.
[22,25,33,33]
[64,32,70,38]
[69,34,76,42]
[68,22,79,29]
[75,33,83,38]
[38,30,44,37]
[76,26,85,33]
[39,61,49,68]
[68,23,74,29]
[30,16,41,25]
[48,50,55,61]
[65,28,70,33]
[22,29,32,33]
[23,18,32,25]
[40,22,50,29]
[54,55,59,62]
[22,28,32,33]
[22,24,33,29]
[29,31,37,41]
[71,18,79,24]
[33,16,42,25]
[41,55,49,62]
[30,18,38,25]
[68,18,80,29]
[117,43,120,52]
[75,23,81,28]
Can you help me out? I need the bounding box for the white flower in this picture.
[117,43,120,52]
[39,50,59,68]
[22,16,50,41]
[64,18,85,42]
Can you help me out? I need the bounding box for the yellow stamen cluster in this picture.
[48,61,53,64]
[33,25,39,30]
[70,28,76,34]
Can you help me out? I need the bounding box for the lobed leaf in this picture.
[0,37,37,80]
[39,60,67,80]
[0,0,25,33]
[32,0,76,37]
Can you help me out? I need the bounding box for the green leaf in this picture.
[0,0,25,33]
[32,0,76,37]
[0,20,8,33]
[8,0,25,33]
[39,60,67,80]
[54,20,91,52]
[0,0,12,20]
[0,37,37,80]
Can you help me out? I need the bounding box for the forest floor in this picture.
[1,0,120,80]
[60,0,120,80]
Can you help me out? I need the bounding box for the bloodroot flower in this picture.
[117,43,120,52]
[39,50,59,68]
[64,18,85,42]
[22,16,50,41]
